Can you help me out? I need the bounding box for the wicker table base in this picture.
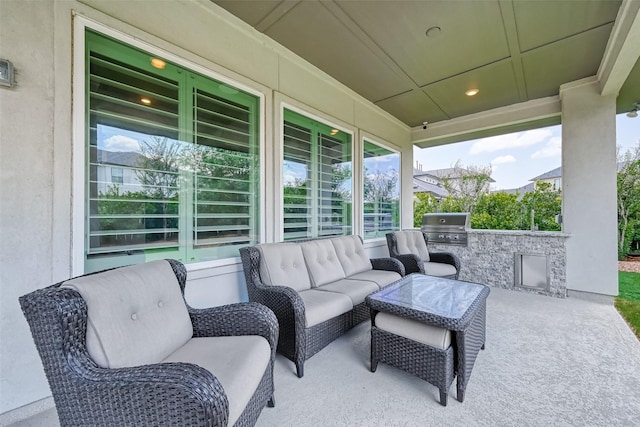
[366,274,490,406]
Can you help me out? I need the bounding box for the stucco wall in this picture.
[560,78,618,296]
[0,0,411,416]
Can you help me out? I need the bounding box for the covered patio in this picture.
[1,0,639,424]
[10,287,640,426]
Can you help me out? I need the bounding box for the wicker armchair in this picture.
[19,259,278,427]
[240,236,404,378]
[386,230,461,280]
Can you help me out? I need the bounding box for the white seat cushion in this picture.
[298,289,353,327]
[62,260,192,369]
[424,261,457,277]
[394,231,430,262]
[317,278,379,305]
[300,239,346,287]
[348,270,402,289]
[331,235,372,276]
[163,336,271,426]
[375,312,451,350]
[257,243,311,291]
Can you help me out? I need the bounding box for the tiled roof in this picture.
[97,150,143,167]
[413,178,448,198]
[529,166,562,181]
[529,162,627,181]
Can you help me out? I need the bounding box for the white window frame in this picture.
[361,136,402,240]
[276,102,355,243]
[72,15,266,275]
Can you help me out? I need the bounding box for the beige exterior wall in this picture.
[560,78,618,296]
[0,0,411,416]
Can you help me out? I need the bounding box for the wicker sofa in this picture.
[240,235,404,378]
[19,259,278,427]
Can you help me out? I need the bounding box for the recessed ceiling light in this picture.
[425,26,441,38]
[465,89,479,97]
[151,58,166,69]
[140,98,151,105]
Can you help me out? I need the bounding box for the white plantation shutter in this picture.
[283,121,313,240]
[283,110,352,241]
[192,87,258,251]
[85,31,259,272]
[363,140,400,239]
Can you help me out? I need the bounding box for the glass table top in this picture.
[367,274,488,321]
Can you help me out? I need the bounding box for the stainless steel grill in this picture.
[421,213,470,246]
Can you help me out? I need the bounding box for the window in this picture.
[363,140,400,239]
[282,109,352,240]
[85,31,260,272]
[110,167,123,184]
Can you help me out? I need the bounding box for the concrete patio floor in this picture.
[8,287,640,427]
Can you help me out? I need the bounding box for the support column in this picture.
[560,77,618,296]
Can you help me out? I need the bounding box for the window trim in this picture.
[72,16,266,276]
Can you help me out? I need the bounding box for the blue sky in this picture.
[414,114,639,190]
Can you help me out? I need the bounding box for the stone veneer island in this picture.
[427,229,569,298]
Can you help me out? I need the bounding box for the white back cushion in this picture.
[331,235,372,276]
[394,231,430,262]
[257,243,311,291]
[62,260,192,369]
[300,239,346,287]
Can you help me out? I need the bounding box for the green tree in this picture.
[471,192,523,230]
[413,192,439,227]
[134,136,183,242]
[618,143,640,259]
[135,136,182,199]
[520,181,562,231]
[440,160,493,213]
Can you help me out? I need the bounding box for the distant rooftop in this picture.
[97,150,143,167]
[412,178,448,198]
[529,162,627,182]
[529,166,562,181]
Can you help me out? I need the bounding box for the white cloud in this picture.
[531,136,561,159]
[103,135,140,152]
[491,155,516,165]
[469,129,552,154]
[283,171,301,186]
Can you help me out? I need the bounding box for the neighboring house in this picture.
[95,150,144,195]
[505,162,629,195]
[413,166,448,199]
[413,164,494,199]
[529,166,563,190]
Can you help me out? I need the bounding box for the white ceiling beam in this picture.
[255,1,302,32]
[598,0,640,97]
[497,0,528,102]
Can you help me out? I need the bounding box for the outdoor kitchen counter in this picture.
[427,229,570,298]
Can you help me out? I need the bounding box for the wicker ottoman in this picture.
[371,312,455,405]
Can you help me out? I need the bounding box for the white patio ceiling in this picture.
[214,0,640,143]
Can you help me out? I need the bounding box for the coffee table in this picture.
[365,273,490,406]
